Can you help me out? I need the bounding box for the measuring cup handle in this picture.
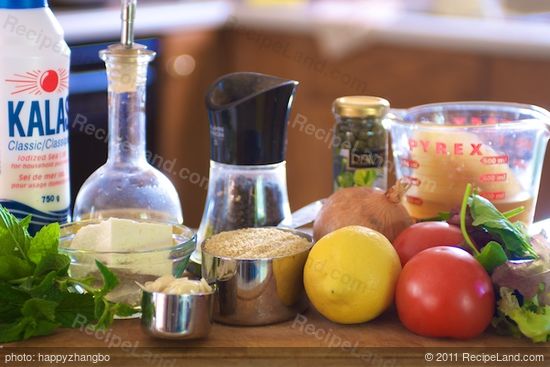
[544,120,550,138]
[384,108,406,130]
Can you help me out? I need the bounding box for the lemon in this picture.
[304,226,401,324]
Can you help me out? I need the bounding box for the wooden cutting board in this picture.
[5,308,548,367]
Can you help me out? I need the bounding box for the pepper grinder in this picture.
[192,72,299,265]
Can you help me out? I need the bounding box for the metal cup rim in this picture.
[141,286,217,298]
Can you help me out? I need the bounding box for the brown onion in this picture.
[313,180,414,242]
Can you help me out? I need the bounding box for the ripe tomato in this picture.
[395,246,494,340]
[392,222,464,266]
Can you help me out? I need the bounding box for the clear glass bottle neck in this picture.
[107,83,147,166]
[101,46,154,167]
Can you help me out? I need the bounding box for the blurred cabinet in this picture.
[156,30,227,227]
[158,27,550,227]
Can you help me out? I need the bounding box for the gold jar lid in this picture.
[333,96,390,118]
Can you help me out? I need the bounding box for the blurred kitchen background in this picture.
[54,0,550,227]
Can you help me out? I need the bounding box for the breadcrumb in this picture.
[203,228,312,259]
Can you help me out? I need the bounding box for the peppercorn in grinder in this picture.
[192,72,299,265]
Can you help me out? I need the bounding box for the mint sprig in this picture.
[0,206,136,343]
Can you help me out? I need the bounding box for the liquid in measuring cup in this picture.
[397,125,536,225]
[405,188,535,224]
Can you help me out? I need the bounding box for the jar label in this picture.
[348,149,386,169]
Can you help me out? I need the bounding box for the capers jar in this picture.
[332,96,389,191]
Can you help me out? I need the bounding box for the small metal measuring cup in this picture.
[141,288,215,340]
[202,228,314,326]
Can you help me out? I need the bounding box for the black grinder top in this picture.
[206,72,299,165]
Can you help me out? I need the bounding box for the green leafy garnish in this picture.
[458,183,538,271]
[28,223,61,265]
[0,206,136,343]
[0,209,31,261]
[459,184,480,257]
[476,241,508,273]
[95,260,119,296]
[456,184,549,343]
[495,288,550,343]
[470,194,537,259]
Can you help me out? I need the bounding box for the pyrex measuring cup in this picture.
[390,102,550,225]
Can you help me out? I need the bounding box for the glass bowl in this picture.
[59,220,196,312]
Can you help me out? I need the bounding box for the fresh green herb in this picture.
[0,206,136,343]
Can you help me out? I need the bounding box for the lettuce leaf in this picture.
[492,259,550,306]
[495,288,550,343]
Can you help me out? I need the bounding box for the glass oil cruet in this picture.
[74,0,183,224]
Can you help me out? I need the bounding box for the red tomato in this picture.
[393,222,464,266]
[395,246,494,340]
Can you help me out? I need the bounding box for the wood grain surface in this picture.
[6,308,548,367]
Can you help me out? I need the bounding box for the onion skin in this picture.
[313,185,413,242]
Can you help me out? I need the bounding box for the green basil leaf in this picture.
[475,241,508,273]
